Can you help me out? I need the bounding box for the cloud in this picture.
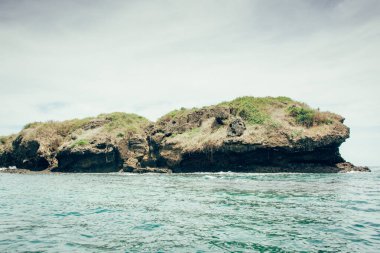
[0,0,379,164]
[37,102,67,113]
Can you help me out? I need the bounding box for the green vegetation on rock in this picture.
[99,112,149,135]
[157,96,336,138]
[288,105,333,127]
[288,106,315,127]
[70,139,89,148]
[0,96,354,173]
[160,96,295,125]
[60,113,150,149]
[181,127,201,137]
[159,107,198,122]
[219,96,293,124]
[22,118,95,140]
[23,122,42,130]
[0,134,16,154]
[20,113,150,144]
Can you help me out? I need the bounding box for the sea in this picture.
[0,168,379,252]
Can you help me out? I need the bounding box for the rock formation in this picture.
[0,97,370,173]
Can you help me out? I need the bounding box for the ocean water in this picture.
[0,169,379,253]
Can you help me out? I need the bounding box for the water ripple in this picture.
[0,169,379,252]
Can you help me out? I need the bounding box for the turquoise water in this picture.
[0,169,379,252]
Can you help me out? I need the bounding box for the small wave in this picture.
[53,211,82,217]
[178,171,308,176]
[0,166,17,171]
[346,171,362,174]
[181,171,237,175]
[74,172,140,176]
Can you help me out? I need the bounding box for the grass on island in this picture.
[159,97,294,125]
[22,117,95,138]
[158,96,335,137]
[0,134,16,153]
[2,96,337,153]
[218,96,293,125]
[70,139,89,148]
[99,112,150,135]
[158,107,198,122]
[287,105,333,127]
[16,112,151,151]
[21,113,150,139]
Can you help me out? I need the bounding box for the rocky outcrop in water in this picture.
[0,97,370,173]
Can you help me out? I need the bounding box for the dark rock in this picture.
[131,167,172,174]
[336,162,370,172]
[54,144,121,173]
[227,118,246,137]
[6,136,52,171]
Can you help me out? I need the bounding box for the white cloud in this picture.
[0,0,379,164]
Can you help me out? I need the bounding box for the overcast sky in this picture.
[0,0,379,165]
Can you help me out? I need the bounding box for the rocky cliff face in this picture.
[0,113,151,173]
[145,97,368,173]
[0,97,369,173]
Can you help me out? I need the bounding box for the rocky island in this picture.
[0,97,369,173]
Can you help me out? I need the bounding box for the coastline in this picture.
[0,165,371,174]
[0,167,54,174]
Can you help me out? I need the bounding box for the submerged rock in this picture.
[0,97,370,173]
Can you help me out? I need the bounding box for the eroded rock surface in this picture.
[0,97,370,173]
[146,97,369,173]
[227,118,246,137]
[0,113,151,173]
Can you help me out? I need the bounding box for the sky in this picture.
[0,0,379,165]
